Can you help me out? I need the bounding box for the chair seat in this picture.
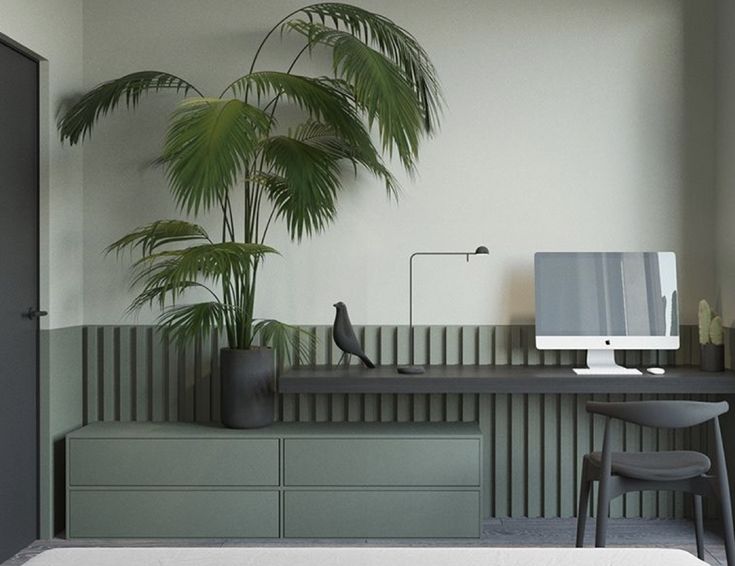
[587,450,711,481]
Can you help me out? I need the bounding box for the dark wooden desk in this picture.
[279,364,735,522]
[279,365,735,395]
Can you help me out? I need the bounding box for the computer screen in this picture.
[535,252,679,362]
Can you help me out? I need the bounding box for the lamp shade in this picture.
[474,246,489,255]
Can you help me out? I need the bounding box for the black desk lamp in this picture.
[397,246,490,375]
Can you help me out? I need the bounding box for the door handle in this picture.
[23,308,48,320]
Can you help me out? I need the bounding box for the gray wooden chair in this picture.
[576,400,735,565]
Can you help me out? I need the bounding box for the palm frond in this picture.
[253,319,315,363]
[226,72,374,153]
[160,98,273,214]
[128,280,218,312]
[59,71,202,145]
[131,242,278,290]
[158,302,233,346]
[255,134,345,240]
[290,3,443,132]
[288,21,422,171]
[291,120,398,197]
[106,220,211,257]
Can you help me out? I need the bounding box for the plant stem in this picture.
[218,3,322,99]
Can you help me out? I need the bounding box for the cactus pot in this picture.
[220,348,275,428]
[700,343,725,372]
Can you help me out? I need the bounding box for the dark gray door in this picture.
[0,40,39,560]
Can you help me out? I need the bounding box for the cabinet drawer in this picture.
[284,490,479,538]
[68,490,279,538]
[69,439,278,486]
[284,438,480,486]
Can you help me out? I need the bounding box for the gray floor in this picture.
[2,518,728,565]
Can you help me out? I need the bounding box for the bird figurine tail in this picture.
[358,353,376,368]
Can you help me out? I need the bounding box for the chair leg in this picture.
[576,463,592,548]
[693,494,704,561]
[595,472,611,547]
[717,475,735,566]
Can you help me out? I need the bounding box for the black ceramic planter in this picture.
[700,343,725,372]
[220,348,275,428]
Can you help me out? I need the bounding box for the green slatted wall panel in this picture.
[80,324,717,519]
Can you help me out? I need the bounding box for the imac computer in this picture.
[534,252,679,375]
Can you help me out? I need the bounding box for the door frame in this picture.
[0,31,50,541]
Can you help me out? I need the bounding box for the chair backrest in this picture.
[586,400,729,429]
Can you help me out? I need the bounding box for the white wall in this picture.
[80,0,716,327]
[0,0,85,329]
[716,0,735,326]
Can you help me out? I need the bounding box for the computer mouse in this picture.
[646,367,665,375]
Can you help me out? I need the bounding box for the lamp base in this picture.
[397,365,426,375]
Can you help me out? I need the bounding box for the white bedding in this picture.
[22,547,709,566]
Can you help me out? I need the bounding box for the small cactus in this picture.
[698,299,724,345]
[710,316,724,346]
[699,300,712,344]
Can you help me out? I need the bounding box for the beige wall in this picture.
[78,0,717,327]
[716,0,735,325]
[0,1,719,327]
[0,0,85,329]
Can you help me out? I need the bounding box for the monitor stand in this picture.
[574,349,642,375]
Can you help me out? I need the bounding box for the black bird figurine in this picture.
[332,302,375,368]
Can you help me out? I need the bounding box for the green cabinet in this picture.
[67,422,481,539]
[284,438,480,486]
[284,490,480,538]
[69,490,279,538]
[69,438,278,486]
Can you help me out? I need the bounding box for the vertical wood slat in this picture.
[379,326,395,366]
[363,327,379,367]
[196,334,211,423]
[478,326,494,365]
[641,393,659,517]
[429,326,444,366]
[559,394,575,517]
[148,328,162,421]
[525,326,540,366]
[608,393,625,518]
[510,394,525,517]
[478,394,493,519]
[623,393,641,517]
[526,394,541,517]
[542,394,558,517]
[102,327,115,422]
[82,327,97,424]
[657,415,675,518]
[413,326,428,366]
[118,328,131,422]
[495,327,510,365]
[133,327,146,422]
[461,326,477,365]
[79,324,712,520]
[167,333,178,422]
[183,343,196,422]
[574,394,591,518]
[494,394,510,517]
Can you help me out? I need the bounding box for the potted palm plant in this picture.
[59,3,442,428]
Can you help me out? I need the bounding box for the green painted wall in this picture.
[40,327,84,538]
[42,323,724,536]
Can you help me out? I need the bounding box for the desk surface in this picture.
[278,365,735,394]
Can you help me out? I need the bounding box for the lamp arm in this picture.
[408,249,488,365]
